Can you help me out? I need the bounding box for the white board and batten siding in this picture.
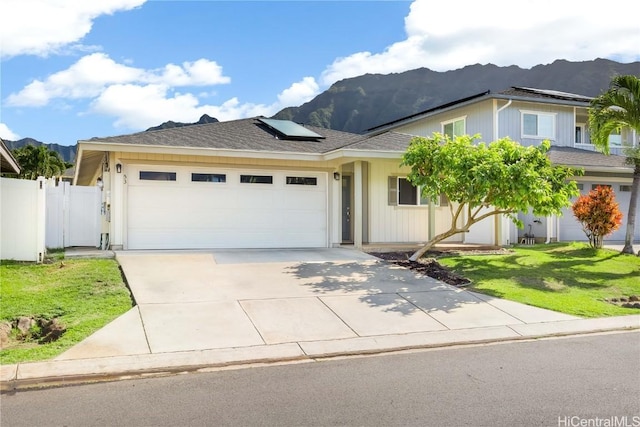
[498,101,576,147]
[125,165,328,250]
[393,101,494,141]
[367,160,467,244]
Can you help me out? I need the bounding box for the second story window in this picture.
[575,125,584,144]
[442,117,466,138]
[522,111,555,139]
[608,129,622,146]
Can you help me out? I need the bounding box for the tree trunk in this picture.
[622,162,639,255]
[409,228,464,261]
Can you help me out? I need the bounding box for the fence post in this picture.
[35,176,46,263]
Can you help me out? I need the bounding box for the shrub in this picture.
[572,186,623,248]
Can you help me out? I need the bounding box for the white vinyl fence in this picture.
[0,177,46,262]
[0,177,101,262]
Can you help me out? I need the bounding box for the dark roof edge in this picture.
[366,90,491,133]
[366,86,593,135]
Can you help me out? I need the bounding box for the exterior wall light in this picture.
[333,172,340,181]
[116,163,122,173]
[96,177,104,189]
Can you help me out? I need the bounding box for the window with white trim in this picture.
[442,117,465,138]
[608,129,622,147]
[522,111,555,139]
[388,177,443,206]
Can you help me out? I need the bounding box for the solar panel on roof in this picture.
[258,118,325,139]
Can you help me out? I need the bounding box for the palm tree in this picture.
[12,144,70,180]
[588,75,640,255]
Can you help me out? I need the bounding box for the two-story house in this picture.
[366,86,638,245]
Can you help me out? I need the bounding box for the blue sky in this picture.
[1,0,639,147]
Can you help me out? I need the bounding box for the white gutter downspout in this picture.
[494,99,512,140]
[493,99,512,245]
[545,216,553,244]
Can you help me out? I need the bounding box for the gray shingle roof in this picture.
[498,87,593,103]
[84,117,365,154]
[367,86,592,133]
[342,131,414,152]
[547,146,630,169]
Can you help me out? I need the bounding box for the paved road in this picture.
[2,332,639,427]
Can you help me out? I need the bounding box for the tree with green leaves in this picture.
[588,74,640,255]
[11,144,71,180]
[401,134,581,261]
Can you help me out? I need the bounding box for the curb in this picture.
[2,315,638,392]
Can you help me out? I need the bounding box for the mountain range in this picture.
[3,138,77,163]
[5,58,639,162]
[273,58,640,133]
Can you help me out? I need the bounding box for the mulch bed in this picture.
[368,251,473,287]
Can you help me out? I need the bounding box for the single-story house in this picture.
[74,116,473,250]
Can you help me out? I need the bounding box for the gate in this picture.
[46,181,101,248]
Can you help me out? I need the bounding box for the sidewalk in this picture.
[2,315,638,391]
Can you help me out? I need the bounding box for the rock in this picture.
[0,322,12,348]
[622,302,640,309]
[38,318,66,343]
[629,295,639,302]
[16,317,34,335]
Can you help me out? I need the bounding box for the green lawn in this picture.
[438,243,640,318]
[0,257,133,364]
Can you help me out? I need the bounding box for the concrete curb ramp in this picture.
[2,315,638,391]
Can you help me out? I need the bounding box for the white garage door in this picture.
[126,166,328,249]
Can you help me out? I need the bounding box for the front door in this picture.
[342,175,352,242]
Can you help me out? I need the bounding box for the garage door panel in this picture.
[559,182,638,242]
[127,167,327,249]
[282,191,324,209]
[234,191,282,209]
[285,211,326,228]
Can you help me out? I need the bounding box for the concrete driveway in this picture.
[56,248,577,359]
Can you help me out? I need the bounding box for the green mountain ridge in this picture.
[274,58,640,133]
[3,138,77,163]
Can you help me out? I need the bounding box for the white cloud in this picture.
[0,0,147,58]
[6,53,231,107]
[5,51,319,132]
[156,59,231,87]
[88,76,320,131]
[277,77,320,107]
[0,123,20,140]
[90,84,273,129]
[321,0,640,85]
